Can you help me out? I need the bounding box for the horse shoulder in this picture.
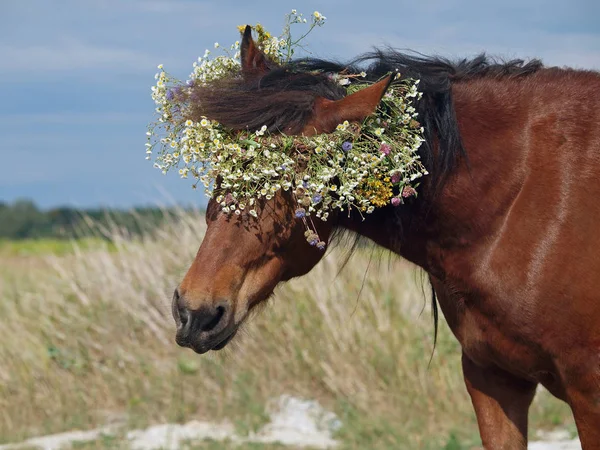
[431,70,600,383]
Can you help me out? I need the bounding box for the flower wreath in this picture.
[146,10,427,249]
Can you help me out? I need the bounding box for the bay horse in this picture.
[172,26,600,448]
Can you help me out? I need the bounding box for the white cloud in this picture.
[0,38,157,74]
[127,0,213,13]
[0,112,145,126]
[323,26,600,71]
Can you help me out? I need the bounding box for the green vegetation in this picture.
[0,210,574,449]
[69,437,295,450]
[0,199,190,240]
[0,237,114,256]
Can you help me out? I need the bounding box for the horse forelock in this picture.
[186,68,346,134]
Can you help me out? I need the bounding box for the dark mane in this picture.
[189,50,543,182]
[187,69,346,134]
[291,51,543,184]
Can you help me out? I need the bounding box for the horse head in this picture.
[173,27,394,353]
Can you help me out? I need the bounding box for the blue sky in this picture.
[1,0,598,209]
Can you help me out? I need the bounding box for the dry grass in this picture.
[0,211,574,449]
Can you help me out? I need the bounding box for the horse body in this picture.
[439,70,600,380]
[172,28,600,448]
[345,71,600,360]
[406,70,600,446]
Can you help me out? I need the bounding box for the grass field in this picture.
[0,211,576,449]
[0,237,113,257]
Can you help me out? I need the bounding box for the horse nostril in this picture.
[201,305,225,332]
[172,288,190,328]
[174,297,230,343]
[178,302,190,327]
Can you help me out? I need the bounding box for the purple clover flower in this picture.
[379,143,391,155]
[295,208,306,219]
[391,197,402,206]
[402,186,417,198]
[342,141,352,152]
[391,173,401,184]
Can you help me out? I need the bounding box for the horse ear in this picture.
[303,74,395,135]
[240,25,271,77]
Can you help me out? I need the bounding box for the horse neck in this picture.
[337,77,532,279]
